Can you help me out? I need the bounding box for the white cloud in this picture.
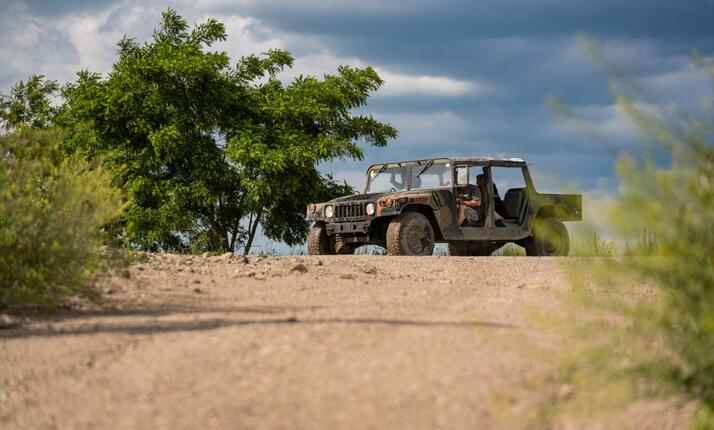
[1,2,286,90]
[0,2,78,89]
[0,2,168,90]
[54,8,122,75]
[201,14,289,60]
[1,1,485,103]
[639,65,712,110]
[283,51,486,98]
[327,169,367,190]
[10,18,43,48]
[375,111,469,145]
[377,70,486,98]
[546,103,642,148]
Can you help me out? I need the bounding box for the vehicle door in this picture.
[442,164,493,240]
[488,165,532,240]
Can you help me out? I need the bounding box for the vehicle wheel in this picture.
[524,217,569,256]
[386,212,435,256]
[307,223,335,255]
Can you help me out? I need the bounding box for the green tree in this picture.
[0,74,59,131]
[228,66,397,253]
[60,8,395,253]
[61,9,246,252]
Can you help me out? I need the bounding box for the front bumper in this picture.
[326,220,371,235]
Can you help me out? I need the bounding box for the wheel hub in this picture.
[406,226,424,253]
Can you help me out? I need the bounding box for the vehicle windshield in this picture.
[365,164,408,193]
[410,161,452,190]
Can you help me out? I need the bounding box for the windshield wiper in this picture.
[371,164,389,181]
[367,164,389,191]
[416,159,435,178]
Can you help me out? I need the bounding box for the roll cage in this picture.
[364,157,535,195]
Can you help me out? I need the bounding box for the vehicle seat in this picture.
[503,188,526,222]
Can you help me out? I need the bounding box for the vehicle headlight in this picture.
[365,202,376,216]
[379,198,393,208]
[324,205,334,218]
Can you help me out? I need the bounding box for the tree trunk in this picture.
[229,193,247,253]
[212,223,228,252]
[229,223,238,253]
[243,208,262,255]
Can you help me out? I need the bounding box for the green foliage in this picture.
[0,75,59,131]
[58,8,394,253]
[571,232,615,257]
[691,405,714,430]
[0,129,124,311]
[60,9,245,252]
[228,65,397,247]
[493,243,526,256]
[553,36,714,426]
[605,67,714,416]
[623,229,658,256]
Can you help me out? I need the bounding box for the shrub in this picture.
[493,243,526,256]
[555,38,714,426]
[0,129,124,311]
[571,232,615,257]
[605,72,714,426]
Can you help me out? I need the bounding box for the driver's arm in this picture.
[456,196,481,208]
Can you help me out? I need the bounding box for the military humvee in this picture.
[305,157,581,256]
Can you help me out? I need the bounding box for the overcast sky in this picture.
[2,0,713,249]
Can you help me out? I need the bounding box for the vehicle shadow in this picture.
[1,315,516,339]
[53,304,326,319]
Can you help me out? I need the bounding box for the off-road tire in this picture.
[386,212,435,256]
[524,217,569,256]
[307,223,335,255]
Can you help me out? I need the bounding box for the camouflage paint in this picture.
[305,157,582,246]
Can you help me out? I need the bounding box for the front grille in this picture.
[334,202,366,221]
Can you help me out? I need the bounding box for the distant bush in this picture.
[571,232,615,257]
[493,243,526,256]
[622,229,658,256]
[0,129,124,311]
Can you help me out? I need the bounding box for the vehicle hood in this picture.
[326,192,385,203]
[324,189,437,204]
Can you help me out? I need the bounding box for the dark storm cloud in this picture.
[268,0,712,193]
[22,0,117,16]
[241,0,714,44]
[232,0,714,107]
[3,0,712,195]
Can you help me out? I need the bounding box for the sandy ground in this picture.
[0,255,692,429]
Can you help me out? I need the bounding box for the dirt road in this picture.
[0,255,690,429]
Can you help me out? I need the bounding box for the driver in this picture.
[456,178,481,226]
[457,174,505,227]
